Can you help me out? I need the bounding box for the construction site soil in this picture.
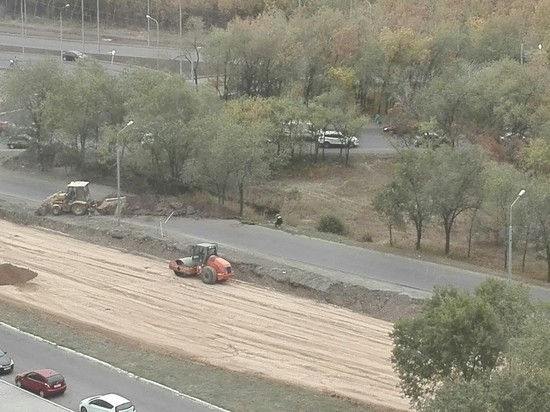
[0,195,421,412]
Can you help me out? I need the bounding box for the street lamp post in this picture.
[81,0,85,52]
[366,0,372,20]
[97,0,100,53]
[116,120,134,221]
[146,14,160,70]
[508,189,526,283]
[20,0,27,55]
[147,0,150,46]
[60,3,70,62]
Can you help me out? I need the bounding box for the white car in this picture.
[79,393,136,412]
[317,130,359,148]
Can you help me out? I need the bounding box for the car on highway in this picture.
[62,50,87,61]
[7,133,31,149]
[0,349,14,374]
[79,393,136,412]
[317,130,359,148]
[15,368,67,397]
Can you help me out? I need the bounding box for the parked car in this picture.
[7,133,31,149]
[62,50,87,61]
[413,132,450,148]
[382,125,396,134]
[79,393,136,412]
[317,130,359,148]
[499,131,528,143]
[15,369,67,397]
[0,349,14,374]
[283,120,314,141]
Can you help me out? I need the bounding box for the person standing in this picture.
[275,214,283,229]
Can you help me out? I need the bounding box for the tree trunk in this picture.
[415,220,422,250]
[444,217,453,255]
[522,229,529,273]
[467,209,478,258]
[238,181,244,217]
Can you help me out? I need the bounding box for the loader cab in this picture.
[65,181,91,203]
[191,243,219,265]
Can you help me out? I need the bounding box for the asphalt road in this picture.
[0,168,548,302]
[0,32,182,61]
[0,323,227,412]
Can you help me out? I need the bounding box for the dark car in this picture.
[0,349,14,374]
[15,368,67,397]
[7,133,31,149]
[62,50,87,61]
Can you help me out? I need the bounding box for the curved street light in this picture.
[508,188,526,283]
[146,14,160,70]
[116,120,134,220]
[60,3,70,62]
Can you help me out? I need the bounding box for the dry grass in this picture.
[243,154,550,284]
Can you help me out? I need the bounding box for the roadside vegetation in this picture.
[2,2,550,282]
[391,278,550,411]
[3,3,550,410]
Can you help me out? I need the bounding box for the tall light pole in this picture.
[81,0,85,52]
[147,0,150,46]
[97,0,100,53]
[366,0,372,21]
[146,14,159,70]
[116,120,134,221]
[508,189,526,283]
[60,3,70,62]
[20,0,27,55]
[179,2,183,76]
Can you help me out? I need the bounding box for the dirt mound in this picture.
[0,263,37,285]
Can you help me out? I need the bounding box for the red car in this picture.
[15,368,67,397]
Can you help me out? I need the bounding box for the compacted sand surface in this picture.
[0,220,409,410]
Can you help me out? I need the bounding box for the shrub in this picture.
[317,215,346,235]
[361,232,373,242]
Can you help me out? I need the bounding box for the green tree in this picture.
[43,60,124,170]
[525,178,550,281]
[428,147,486,255]
[417,60,476,148]
[424,303,550,412]
[392,150,434,250]
[372,181,406,246]
[1,57,63,171]
[479,162,528,267]
[124,72,201,185]
[391,286,502,409]
[422,378,489,412]
[225,11,301,98]
[520,138,550,177]
[391,281,526,410]
[391,279,533,410]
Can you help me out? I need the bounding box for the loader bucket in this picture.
[95,196,126,215]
